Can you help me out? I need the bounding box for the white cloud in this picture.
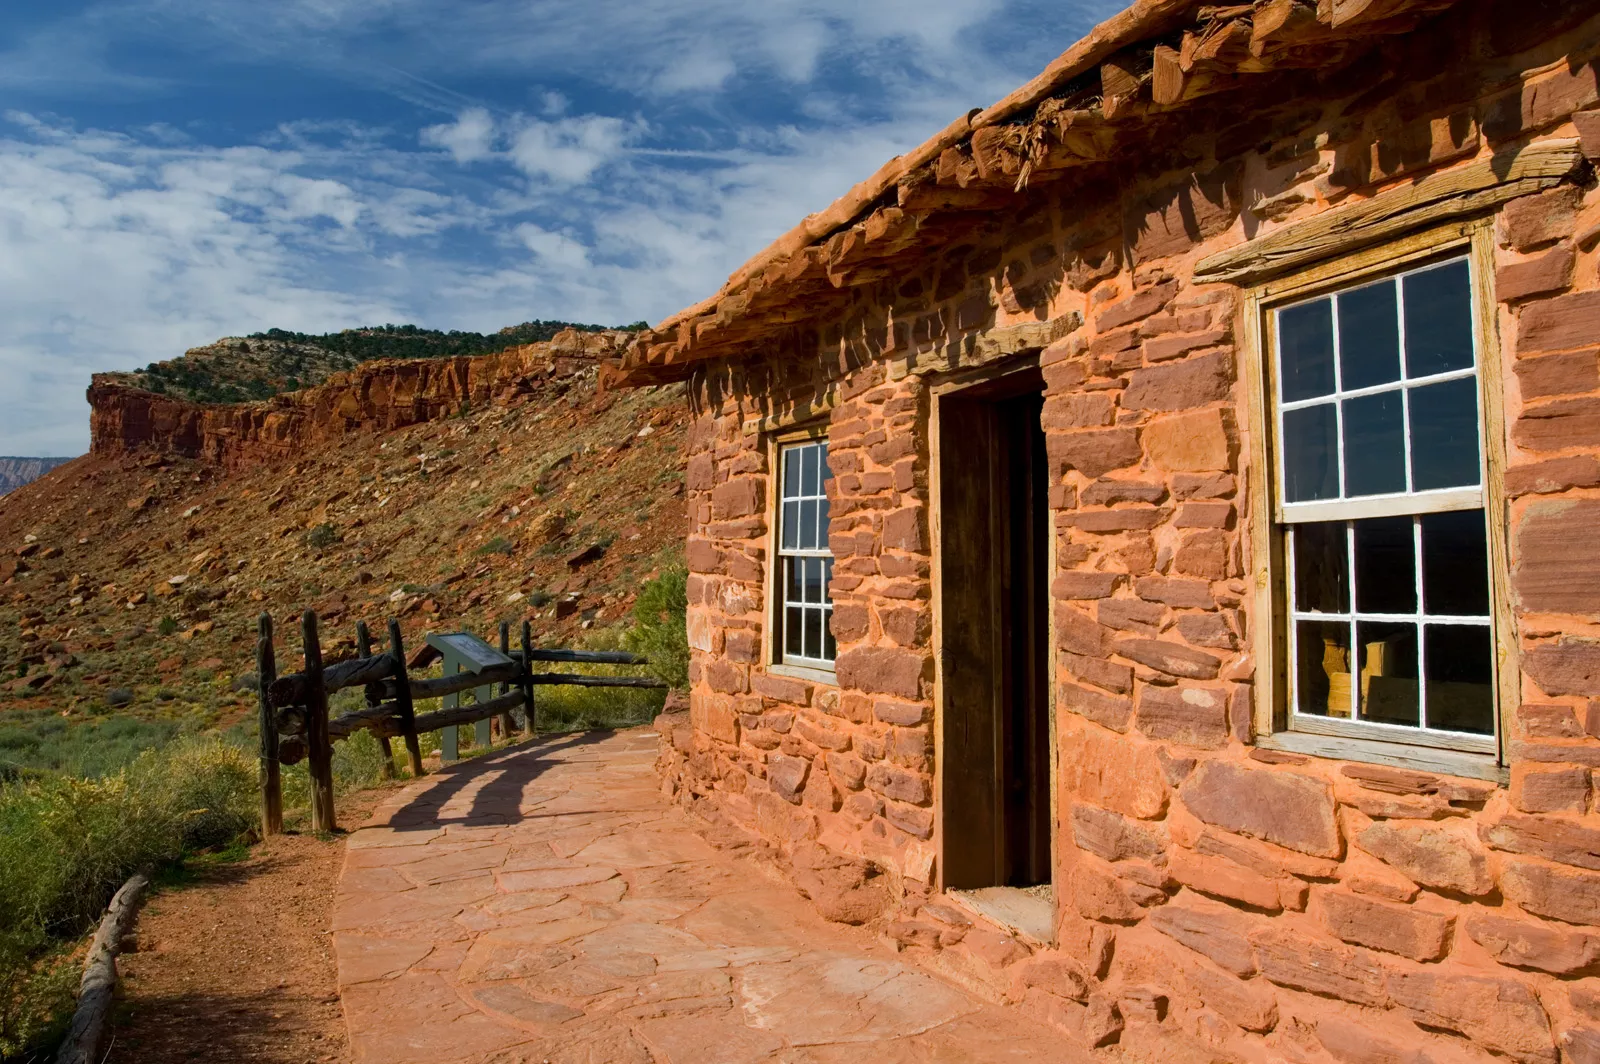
[420,107,496,163]
[507,114,638,185]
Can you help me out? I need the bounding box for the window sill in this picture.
[768,662,838,687]
[1256,731,1506,785]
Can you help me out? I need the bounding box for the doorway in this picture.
[936,368,1053,936]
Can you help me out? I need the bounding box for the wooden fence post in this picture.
[256,613,283,837]
[302,610,336,833]
[519,620,536,736]
[356,620,396,780]
[388,618,425,776]
[497,621,517,740]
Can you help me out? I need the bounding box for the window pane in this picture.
[818,496,831,545]
[1343,391,1406,497]
[785,558,804,605]
[1292,523,1348,614]
[799,500,818,550]
[824,609,838,661]
[802,444,820,496]
[1283,404,1339,502]
[1409,378,1481,490]
[1357,621,1419,728]
[800,556,825,598]
[1424,624,1494,734]
[781,501,800,549]
[819,444,833,488]
[1296,619,1352,718]
[1280,299,1336,402]
[1338,279,1401,390]
[804,608,823,659]
[783,448,801,499]
[785,607,804,656]
[1421,510,1490,617]
[823,558,834,606]
[1403,260,1474,378]
[1354,516,1416,614]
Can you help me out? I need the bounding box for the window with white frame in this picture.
[775,438,836,668]
[1271,255,1496,752]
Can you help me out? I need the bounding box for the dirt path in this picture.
[107,788,388,1064]
[334,729,1090,1064]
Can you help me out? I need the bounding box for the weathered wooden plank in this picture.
[388,618,425,776]
[255,613,282,837]
[268,651,398,708]
[496,621,516,740]
[519,648,652,666]
[356,620,395,780]
[1194,140,1584,284]
[527,673,669,689]
[302,611,335,833]
[54,874,149,1064]
[402,660,522,701]
[519,620,536,736]
[406,691,528,738]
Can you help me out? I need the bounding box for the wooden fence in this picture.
[255,610,667,833]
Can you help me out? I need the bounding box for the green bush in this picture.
[623,565,689,689]
[0,737,257,1057]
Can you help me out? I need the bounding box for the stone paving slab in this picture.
[335,729,1088,1063]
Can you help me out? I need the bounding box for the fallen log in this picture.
[55,873,149,1064]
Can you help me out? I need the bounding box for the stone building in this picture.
[614,1,1600,1059]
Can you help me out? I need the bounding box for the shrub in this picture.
[623,565,689,690]
[304,522,339,550]
[475,536,514,557]
[157,616,178,636]
[0,736,257,1057]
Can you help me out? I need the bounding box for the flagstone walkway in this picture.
[333,728,1086,1064]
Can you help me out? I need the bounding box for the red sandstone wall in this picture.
[658,7,1600,1062]
[87,330,626,469]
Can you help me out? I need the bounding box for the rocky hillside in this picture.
[0,458,73,496]
[97,320,629,404]
[0,334,689,731]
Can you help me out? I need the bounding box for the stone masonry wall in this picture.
[657,6,1600,1062]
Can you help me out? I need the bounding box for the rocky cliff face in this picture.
[0,457,73,495]
[88,328,631,468]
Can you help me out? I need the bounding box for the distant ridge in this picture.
[96,320,647,405]
[0,457,73,495]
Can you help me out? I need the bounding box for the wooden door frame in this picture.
[928,355,1058,917]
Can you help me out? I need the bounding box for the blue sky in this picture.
[0,0,1121,455]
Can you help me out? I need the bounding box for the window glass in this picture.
[1273,253,1494,750]
[777,440,835,667]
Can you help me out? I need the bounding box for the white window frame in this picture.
[768,432,836,677]
[1242,221,1515,782]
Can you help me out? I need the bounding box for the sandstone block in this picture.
[1142,408,1230,471]
[1506,457,1600,496]
[1514,396,1600,452]
[1053,572,1125,600]
[1173,530,1228,580]
[872,699,927,726]
[1047,429,1142,478]
[834,646,927,699]
[1062,651,1135,696]
[882,507,924,552]
[768,754,809,804]
[1314,1018,1430,1064]
[796,718,850,753]
[1316,889,1453,961]
[1187,961,1277,1033]
[1524,638,1600,697]
[711,478,762,520]
[965,928,1028,969]
[1134,576,1214,608]
[1498,245,1576,303]
[1057,605,1109,656]
[1174,501,1232,528]
[1081,479,1166,505]
[1099,597,1166,636]
[1017,955,1091,1001]
[1512,763,1590,814]
[1074,863,1148,924]
[1514,350,1600,399]
[1095,280,1179,333]
[883,800,933,839]
[866,762,929,805]
[1170,848,1283,912]
[825,752,867,791]
[750,672,810,705]
[1143,329,1229,364]
[1135,686,1228,749]
[1041,394,1115,430]
[1481,812,1600,870]
[1176,613,1238,650]
[1118,639,1222,681]
[1180,761,1341,858]
[1357,821,1492,896]
[706,659,748,695]
[1565,1028,1600,1064]
[1250,927,1387,1007]
[1501,858,1600,925]
[1387,970,1554,1064]
[1063,721,1169,818]
[1072,803,1168,863]
[1515,500,1600,618]
[1122,351,1234,412]
[1518,703,1583,738]
[879,605,930,648]
[1500,185,1581,251]
[1519,291,1600,354]
[1466,912,1600,974]
[1067,507,1165,534]
[1148,898,1261,976]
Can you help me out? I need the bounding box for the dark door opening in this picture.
[938,371,1052,892]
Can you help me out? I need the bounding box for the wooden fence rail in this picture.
[256,609,667,834]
